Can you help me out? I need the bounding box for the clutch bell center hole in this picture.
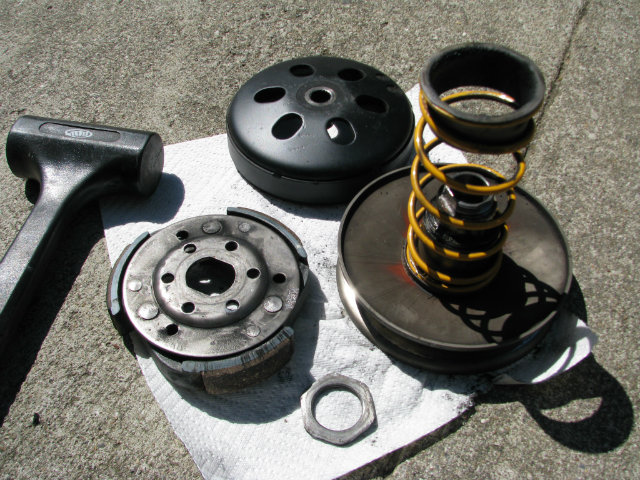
[305,87,335,105]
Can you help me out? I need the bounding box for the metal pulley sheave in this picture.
[108,208,309,394]
[226,56,415,204]
[337,44,573,373]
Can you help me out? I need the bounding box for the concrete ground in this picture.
[0,0,638,478]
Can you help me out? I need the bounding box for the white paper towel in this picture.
[99,85,596,480]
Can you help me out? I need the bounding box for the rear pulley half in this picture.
[337,167,571,373]
[108,208,309,393]
[337,44,572,374]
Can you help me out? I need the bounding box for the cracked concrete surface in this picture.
[0,0,638,478]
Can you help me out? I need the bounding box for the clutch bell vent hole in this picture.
[290,64,315,77]
[254,87,286,103]
[338,68,364,81]
[272,113,303,140]
[326,118,355,145]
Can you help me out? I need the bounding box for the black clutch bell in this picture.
[226,56,415,204]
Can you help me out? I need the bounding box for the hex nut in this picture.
[300,374,376,446]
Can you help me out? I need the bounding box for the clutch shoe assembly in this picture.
[108,208,309,393]
[337,43,572,374]
[226,56,415,203]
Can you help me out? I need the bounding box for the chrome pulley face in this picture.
[108,208,309,393]
[337,167,572,374]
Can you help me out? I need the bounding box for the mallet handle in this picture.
[0,116,163,355]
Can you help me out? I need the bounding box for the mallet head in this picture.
[6,115,164,198]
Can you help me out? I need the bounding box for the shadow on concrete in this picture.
[339,406,476,480]
[479,355,634,453]
[0,203,104,426]
[478,278,634,453]
[340,274,631,477]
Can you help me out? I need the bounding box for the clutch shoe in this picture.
[108,208,309,393]
[226,56,415,204]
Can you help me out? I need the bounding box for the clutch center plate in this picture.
[115,209,308,360]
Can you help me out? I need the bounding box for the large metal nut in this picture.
[300,374,376,446]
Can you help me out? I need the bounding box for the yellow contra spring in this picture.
[405,90,528,293]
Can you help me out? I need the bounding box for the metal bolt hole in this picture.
[161,273,174,283]
[226,300,240,312]
[166,324,179,335]
[225,241,238,251]
[181,302,195,313]
[247,268,260,279]
[184,244,196,253]
[273,273,286,284]
[176,230,189,240]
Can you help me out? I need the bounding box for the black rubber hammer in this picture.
[0,116,163,354]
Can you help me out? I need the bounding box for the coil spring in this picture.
[405,89,532,293]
